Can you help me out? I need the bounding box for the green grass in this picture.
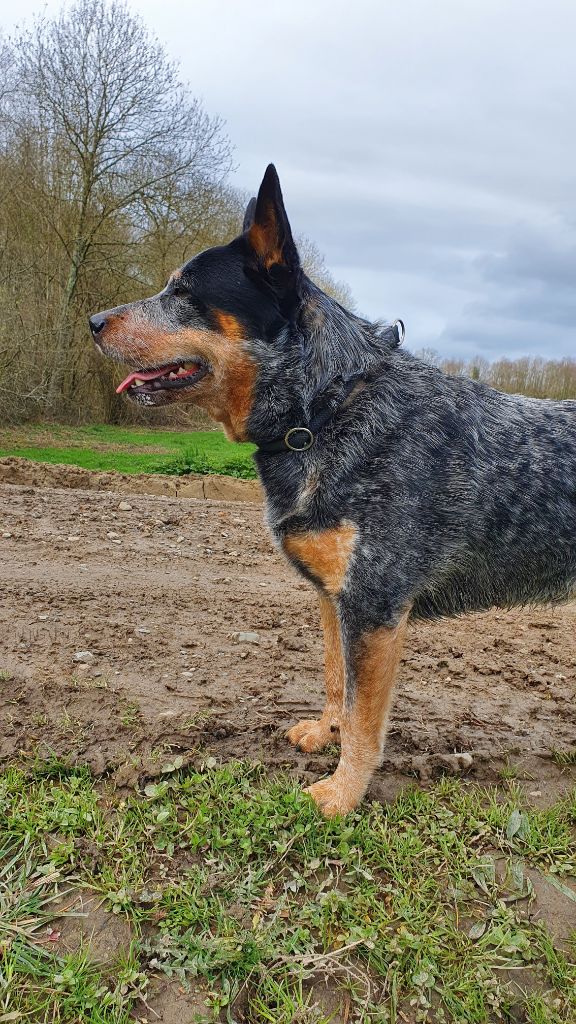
[0,424,257,478]
[1,755,575,1022]
[553,749,576,768]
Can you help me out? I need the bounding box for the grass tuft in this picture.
[157,443,256,479]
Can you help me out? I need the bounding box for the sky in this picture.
[3,0,576,360]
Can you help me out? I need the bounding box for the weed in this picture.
[552,749,576,767]
[120,702,141,728]
[158,443,256,479]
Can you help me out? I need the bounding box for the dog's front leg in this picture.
[306,608,409,817]
[286,593,344,752]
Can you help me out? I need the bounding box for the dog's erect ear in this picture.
[242,197,257,233]
[244,164,300,276]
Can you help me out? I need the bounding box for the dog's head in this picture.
[89,165,302,441]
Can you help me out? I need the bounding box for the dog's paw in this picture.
[304,775,362,818]
[286,717,338,753]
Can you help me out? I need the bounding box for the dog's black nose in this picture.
[89,314,107,336]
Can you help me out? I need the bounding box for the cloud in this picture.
[4,0,575,360]
[436,220,576,357]
[477,222,576,291]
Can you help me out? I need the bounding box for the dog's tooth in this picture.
[178,366,188,375]
[133,379,145,387]
[168,372,178,379]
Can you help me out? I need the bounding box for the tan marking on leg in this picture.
[283,524,357,595]
[306,612,409,817]
[286,594,344,753]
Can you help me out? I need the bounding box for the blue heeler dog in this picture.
[90,165,576,817]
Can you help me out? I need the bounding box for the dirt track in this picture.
[0,471,575,802]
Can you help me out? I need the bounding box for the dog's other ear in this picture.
[242,197,257,233]
[245,164,300,276]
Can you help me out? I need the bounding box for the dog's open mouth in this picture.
[116,361,208,397]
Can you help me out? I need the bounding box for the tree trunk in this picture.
[46,170,93,413]
[46,241,85,411]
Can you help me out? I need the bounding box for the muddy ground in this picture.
[0,469,574,805]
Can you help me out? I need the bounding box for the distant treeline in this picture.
[417,351,576,401]
[0,0,350,425]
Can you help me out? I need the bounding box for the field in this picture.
[0,424,257,478]
[0,453,575,1022]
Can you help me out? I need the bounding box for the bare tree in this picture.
[9,0,231,409]
[0,36,14,115]
[136,181,245,292]
[0,1,359,424]
[417,349,576,400]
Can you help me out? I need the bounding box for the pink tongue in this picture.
[116,364,180,394]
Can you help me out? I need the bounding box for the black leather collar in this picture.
[254,374,364,456]
[253,319,405,457]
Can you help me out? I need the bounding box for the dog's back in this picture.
[329,349,576,620]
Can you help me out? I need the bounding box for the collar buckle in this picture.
[284,426,314,451]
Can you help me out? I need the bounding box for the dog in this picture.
[90,164,576,817]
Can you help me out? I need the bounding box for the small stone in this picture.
[107,531,120,539]
[455,752,473,770]
[2,532,12,538]
[235,631,259,644]
[73,651,95,663]
[118,501,133,511]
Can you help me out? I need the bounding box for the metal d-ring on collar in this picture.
[284,426,314,451]
[255,318,405,457]
[392,318,405,344]
[255,375,361,457]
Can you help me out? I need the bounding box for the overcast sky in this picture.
[3,0,576,360]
